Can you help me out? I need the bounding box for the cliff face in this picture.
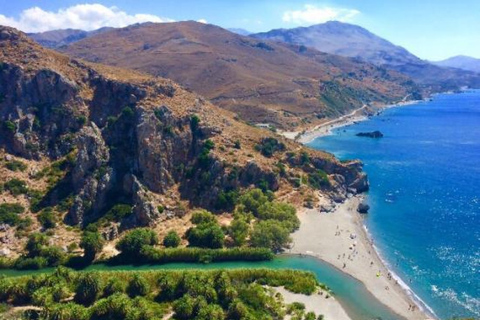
[0,26,368,233]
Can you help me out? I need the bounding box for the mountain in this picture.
[60,21,421,130]
[28,27,114,48]
[227,28,252,36]
[0,25,367,257]
[433,55,480,73]
[251,21,480,92]
[253,21,419,67]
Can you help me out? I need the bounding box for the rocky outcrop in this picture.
[123,174,160,227]
[357,202,370,214]
[356,131,384,138]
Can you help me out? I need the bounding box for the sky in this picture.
[0,0,479,61]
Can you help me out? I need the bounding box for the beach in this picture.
[290,196,433,320]
[275,286,352,320]
[280,99,422,143]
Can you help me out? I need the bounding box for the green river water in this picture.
[1,255,404,320]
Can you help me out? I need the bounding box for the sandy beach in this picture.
[275,286,352,320]
[289,196,434,320]
[280,98,423,143]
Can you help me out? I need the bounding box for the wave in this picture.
[362,225,439,319]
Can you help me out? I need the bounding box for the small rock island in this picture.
[356,131,384,138]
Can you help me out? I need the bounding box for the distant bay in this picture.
[308,91,480,319]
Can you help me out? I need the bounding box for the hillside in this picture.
[252,21,480,92]
[0,25,368,260]
[59,21,421,130]
[433,55,480,73]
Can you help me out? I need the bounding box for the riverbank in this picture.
[289,196,434,320]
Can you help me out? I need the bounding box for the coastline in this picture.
[280,99,423,143]
[280,99,439,319]
[289,196,435,320]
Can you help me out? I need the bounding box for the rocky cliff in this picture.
[0,26,367,245]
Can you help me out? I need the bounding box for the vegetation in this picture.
[0,203,25,226]
[80,231,105,262]
[5,160,27,172]
[13,233,67,270]
[0,268,322,320]
[308,169,331,189]
[103,204,133,222]
[186,210,225,249]
[137,247,273,264]
[37,207,57,229]
[255,137,285,157]
[163,230,181,248]
[115,228,159,261]
[235,189,299,252]
[3,178,28,196]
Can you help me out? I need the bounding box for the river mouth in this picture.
[1,254,404,320]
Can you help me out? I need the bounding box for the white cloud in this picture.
[197,19,208,24]
[283,4,360,25]
[0,3,174,33]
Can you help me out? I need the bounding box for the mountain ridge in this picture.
[251,21,480,92]
[432,55,480,73]
[59,21,421,130]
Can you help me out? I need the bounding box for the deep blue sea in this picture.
[308,91,480,319]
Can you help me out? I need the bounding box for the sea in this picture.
[308,90,480,319]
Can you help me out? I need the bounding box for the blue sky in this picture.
[0,0,479,60]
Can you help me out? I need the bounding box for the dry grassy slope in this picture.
[0,26,367,256]
[61,21,420,130]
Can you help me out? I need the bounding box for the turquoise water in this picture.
[309,91,480,319]
[3,255,403,320]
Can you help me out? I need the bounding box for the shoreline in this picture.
[289,196,436,319]
[280,98,424,143]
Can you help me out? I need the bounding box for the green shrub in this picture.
[0,203,25,226]
[186,211,224,249]
[308,169,331,189]
[122,106,134,118]
[215,189,239,211]
[3,178,28,195]
[103,278,126,297]
[191,210,217,225]
[75,273,102,305]
[250,220,291,252]
[25,233,48,257]
[40,246,67,266]
[127,274,150,297]
[104,204,132,221]
[138,247,273,264]
[80,231,104,261]
[163,230,181,248]
[14,256,48,270]
[116,228,158,260]
[38,207,57,229]
[190,114,200,132]
[5,160,27,172]
[228,218,249,246]
[255,137,285,157]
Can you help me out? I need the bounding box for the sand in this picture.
[289,196,434,320]
[279,105,369,143]
[279,98,423,143]
[275,286,352,320]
